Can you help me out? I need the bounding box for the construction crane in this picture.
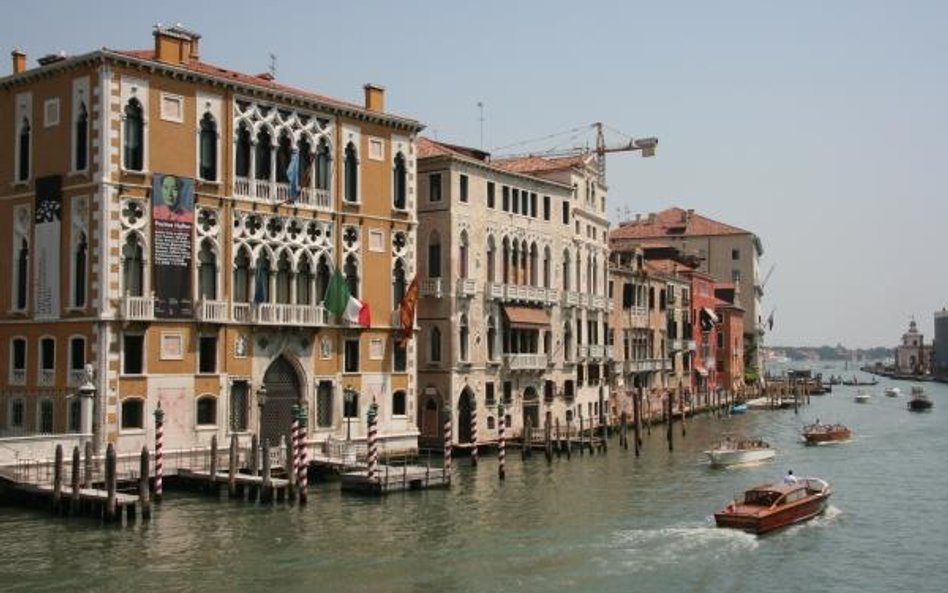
[496,122,658,186]
[759,264,776,293]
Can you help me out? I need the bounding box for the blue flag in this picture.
[254,263,268,304]
[286,148,300,203]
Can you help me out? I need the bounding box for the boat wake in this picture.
[782,504,843,536]
[610,524,758,571]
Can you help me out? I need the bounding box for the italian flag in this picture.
[345,295,371,327]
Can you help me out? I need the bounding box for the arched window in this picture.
[586,255,593,293]
[255,128,272,180]
[254,254,271,303]
[73,232,87,308]
[9,398,25,429]
[344,142,359,202]
[275,133,292,183]
[38,398,54,434]
[392,390,407,416]
[275,251,292,304]
[18,117,31,181]
[316,138,331,191]
[592,255,599,295]
[502,238,510,284]
[16,238,29,310]
[430,326,442,363]
[459,315,469,362]
[487,315,497,361]
[69,336,85,384]
[543,246,552,289]
[235,124,251,177]
[121,398,144,430]
[510,241,519,285]
[74,103,88,171]
[344,254,360,298]
[315,254,331,303]
[529,242,539,286]
[299,138,313,191]
[233,247,251,302]
[68,397,82,433]
[393,152,407,209]
[123,99,143,171]
[196,395,217,426]
[297,257,313,306]
[199,113,218,181]
[520,240,529,286]
[487,416,495,430]
[393,258,407,310]
[459,231,469,279]
[486,236,496,283]
[564,322,573,361]
[198,240,217,300]
[122,234,144,297]
[427,231,442,278]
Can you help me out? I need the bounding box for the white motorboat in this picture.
[706,437,775,468]
[884,387,901,397]
[854,391,871,403]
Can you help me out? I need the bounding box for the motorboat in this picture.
[706,437,775,468]
[908,386,933,411]
[801,422,851,445]
[854,391,871,404]
[884,387,901,398]
[730,403,749,415]
[714,477,832,535]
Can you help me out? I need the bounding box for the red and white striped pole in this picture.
[366,400,379,482]
[443,403,452,482]
[297,405,309,504]
[470,398,478,468]
[153,403,164,503]
[498,403,506,480]
[290,405,300,499]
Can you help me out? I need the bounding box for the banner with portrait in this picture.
[152,174,195,318]
[34,175,62,319]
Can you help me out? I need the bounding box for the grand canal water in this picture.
[1,373,945,593]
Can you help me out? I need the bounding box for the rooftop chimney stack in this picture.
[153,23,201,64]
[11,49,26,74]
[364,83,385,113]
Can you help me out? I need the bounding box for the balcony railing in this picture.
[68,368,85,386]
[504,353,549,370]
[421,278,443,298]
[588,345,605,359]
[578,345,589,359]
[456,278,477,298]
[38,369,55,387]
[591,295,606,310]
[10,369,26,385]
[685,340,697,351]
[622,358,668,373]
[562,291,580,308]
[196,299,229,323]
[606,345,615,360]
[119,293,155,321]
[487,282,505,299]
[228,302,328,326]
[232,302,253,324]
[234,177,332,211]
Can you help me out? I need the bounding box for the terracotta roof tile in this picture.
[610,207,751,240]
[492,153,592,174]
[112,49,420,125]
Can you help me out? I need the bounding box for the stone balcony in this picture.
[119,293,155,321]
[234,176,332,210]
[230,302,329,326]
[486,283,559,306]
[421,278,443,298]
[456,278,477,298]
[504,353,549,371]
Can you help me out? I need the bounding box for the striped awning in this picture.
[503,305,551,329]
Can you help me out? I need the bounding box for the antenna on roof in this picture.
[268,52,277,79]
[477,101,485,150]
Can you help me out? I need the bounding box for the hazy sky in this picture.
[3,1,945,348]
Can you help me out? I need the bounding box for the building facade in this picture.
[894,319,932,375]
[0,26,423,458]
[610,207,764,377]
[934,309,948,381]
[415,140,613,445]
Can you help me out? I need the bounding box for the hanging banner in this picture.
[152,174,194,318]
[34,175,62,319]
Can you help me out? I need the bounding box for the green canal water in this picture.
[1,376,945,593]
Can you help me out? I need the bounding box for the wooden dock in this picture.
[340,464,450,495]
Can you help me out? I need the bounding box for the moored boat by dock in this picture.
[714,476,832,535]
[854,391,871,404]
[907,386,933,411]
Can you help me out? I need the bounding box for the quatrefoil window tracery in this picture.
[121,199,146,229]
[342,226,360,252]
[198,208,219,236]
[392,231,407,256]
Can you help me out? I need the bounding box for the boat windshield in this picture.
[744,490,780,506]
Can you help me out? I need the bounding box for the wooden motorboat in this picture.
[854,391,871,403]
[884,387,901,398]
[801,422,851,445]
[908,386,933,411]
[729,403,749,415]
[714,477,832,535]
[706,437,775,468]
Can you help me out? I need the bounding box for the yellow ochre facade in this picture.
[0,25,424,458]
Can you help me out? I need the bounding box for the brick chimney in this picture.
[11,49,26,74]
[153,23,201,64]
[363,83,385,113]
